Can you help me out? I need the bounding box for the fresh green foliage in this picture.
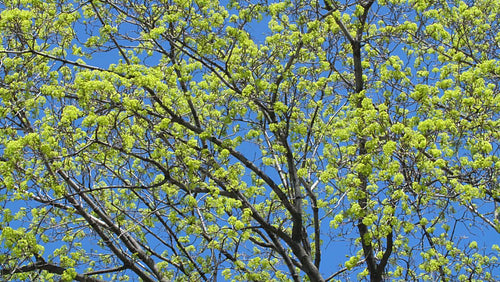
[0,0,499,281]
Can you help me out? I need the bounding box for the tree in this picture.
[0,0,498,280]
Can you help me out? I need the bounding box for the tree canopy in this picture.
[0,0,499,281]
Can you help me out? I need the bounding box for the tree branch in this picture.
[1,258,108,282]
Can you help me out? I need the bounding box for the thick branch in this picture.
[1,258,107,282]
[145,87,297,216]
[301,178,322,268]
[56,170,166,282]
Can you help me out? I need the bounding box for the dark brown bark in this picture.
[349,1,393,281]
